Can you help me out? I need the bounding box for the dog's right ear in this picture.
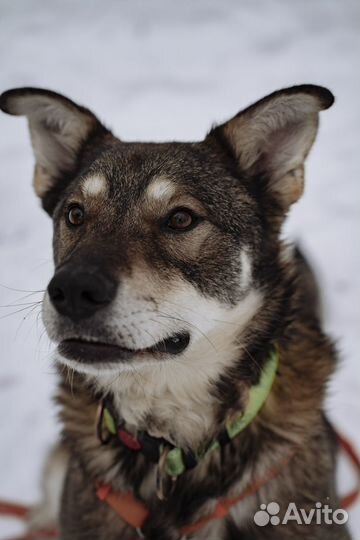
[0,88,109,214]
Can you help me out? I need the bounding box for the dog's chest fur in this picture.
[57,303,349,540]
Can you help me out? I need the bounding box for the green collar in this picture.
[100,348,279,477]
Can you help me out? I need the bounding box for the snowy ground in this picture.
[0,0,359,537]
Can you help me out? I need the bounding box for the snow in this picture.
[0,0,359,536]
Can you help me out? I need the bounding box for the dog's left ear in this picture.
[0,87,109,213]
[210,85,334,210]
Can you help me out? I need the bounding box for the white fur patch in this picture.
[239,249,252,290]
[91,280,262,446]
[81,175,107,197]
[146,176,176,202]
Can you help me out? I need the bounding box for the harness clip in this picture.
[156,446,177,500]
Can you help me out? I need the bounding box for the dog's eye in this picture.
[165,209,197,231]
[66,204,85,227]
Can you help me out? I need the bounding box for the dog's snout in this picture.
[48,267,117,321]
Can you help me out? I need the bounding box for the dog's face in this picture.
[44,141,265,374]
[0,86,333,379]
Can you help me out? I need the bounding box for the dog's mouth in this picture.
[58,331,191,364]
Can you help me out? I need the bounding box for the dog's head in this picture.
[0,86,333,381]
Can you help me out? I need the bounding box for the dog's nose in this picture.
[48,267,117,321]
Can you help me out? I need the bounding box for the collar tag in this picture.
[104,407,117,435]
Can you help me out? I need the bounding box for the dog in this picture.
[0,84,351,539]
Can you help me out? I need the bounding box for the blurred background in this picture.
[0,0,359,536]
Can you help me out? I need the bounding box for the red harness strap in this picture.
[338,432,360,509]
[181,454,292,536]
[1,431,359,540]
[96,451,295,536]
[95,432,360,537]
[96,484,149,529]
[0,501,57,540]
[0,502,29,520]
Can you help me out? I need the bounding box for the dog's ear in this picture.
[210,85,334,210]
[0,88,109,213]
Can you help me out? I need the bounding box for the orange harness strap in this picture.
[0,502,57,540]
[338,432,360,509]
[181,455,292,536]
[96,431,360,537]
[96,484,149,530]
[0,501,29,520]
[1,431,359,540]
[96,452,294,536]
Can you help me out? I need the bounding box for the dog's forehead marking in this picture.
[81,175,107,197]
[146,176,176,203]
